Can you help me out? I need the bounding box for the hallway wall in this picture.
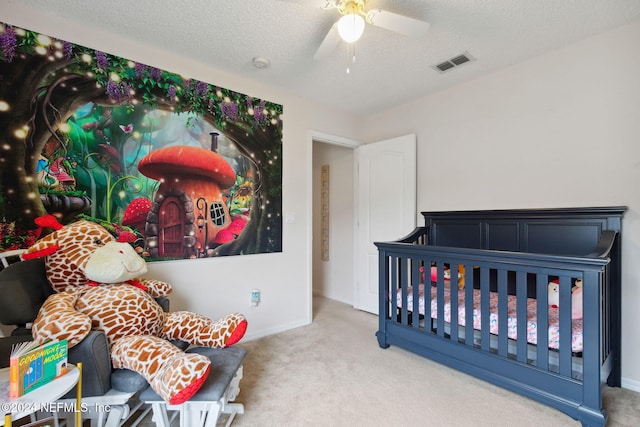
[312,142,355,304]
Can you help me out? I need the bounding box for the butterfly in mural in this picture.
[119,123,134,133]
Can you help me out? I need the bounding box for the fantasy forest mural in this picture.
[0,23,283,260]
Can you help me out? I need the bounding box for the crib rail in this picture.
[382,245,609,360]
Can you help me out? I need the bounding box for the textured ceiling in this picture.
[3,0,640,116]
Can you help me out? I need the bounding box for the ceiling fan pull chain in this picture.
[346,43,356,74]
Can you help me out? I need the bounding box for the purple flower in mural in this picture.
[254,100,266,125]
[149,67,162,81]
[123,82,133,98]
[168,85,177,103]
[221,101,238,121]
[106,79,121,100]
[0,25,17,62]
[195,81,209,98]
[134,62,147,78]
[62,41,73,60]
[95,51,108,70]
[105,80,132,103]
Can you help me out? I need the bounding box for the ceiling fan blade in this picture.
[314,23,342,60]
[366,9,430,38]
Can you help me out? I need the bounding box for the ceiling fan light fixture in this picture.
[337,13,365,43]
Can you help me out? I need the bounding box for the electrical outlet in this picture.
[251,289,260,306]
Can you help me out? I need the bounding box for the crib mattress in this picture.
[396,285,583,352]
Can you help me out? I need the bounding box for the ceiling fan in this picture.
[313,0,431,60]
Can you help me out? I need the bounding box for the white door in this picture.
[355,134,416,314]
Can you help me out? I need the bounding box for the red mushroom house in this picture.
[138,145,236,258]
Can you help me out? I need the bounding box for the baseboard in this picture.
[241,319,311,342]
[621,377,640,393]
[313,290,352,306]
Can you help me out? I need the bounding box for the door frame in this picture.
[306,130,361,322]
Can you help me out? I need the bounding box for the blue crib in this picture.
[375,207,626,427]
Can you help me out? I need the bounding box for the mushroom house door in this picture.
[355,134,416,314]
[159,196,185,258]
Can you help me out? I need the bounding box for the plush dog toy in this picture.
[547,279,583,320]
[22,215,247,404]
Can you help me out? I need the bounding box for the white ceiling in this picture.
[5,0,640,116]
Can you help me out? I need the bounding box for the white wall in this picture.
[312,142,354,304]
[360,19,640,389]
[0,4,361,341]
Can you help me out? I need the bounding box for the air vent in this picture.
[434,52,475,73]
[436,61,455,72]
[450,54,470,66]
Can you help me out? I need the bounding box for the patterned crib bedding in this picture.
[395,285,583,352]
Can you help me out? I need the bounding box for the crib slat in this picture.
[391,257,398,324]
[436,263,445,337]
[559,276,572,376]
[480,267,490,351]
[464,263,474,347]
[516,271,528,363]
[536,273,550,370]
[497,269,508,357]
[450,263,460,342]
[400,258,409,326]
[411,259,421,330]
[425,261,432,330]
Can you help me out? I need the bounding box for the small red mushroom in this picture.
[117,232,137,243]
[122,197,152,232]
[213,229,235,245]
[227,217,247,236]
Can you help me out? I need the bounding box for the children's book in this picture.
[9,339,68,399]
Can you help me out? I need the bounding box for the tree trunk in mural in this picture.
[209,119,282,256]
[0,54,104,229]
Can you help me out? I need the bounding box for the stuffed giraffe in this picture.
[22,215,247,404]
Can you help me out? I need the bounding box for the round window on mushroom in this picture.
[210,202,227,227]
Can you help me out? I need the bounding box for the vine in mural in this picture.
[0,23,283,260]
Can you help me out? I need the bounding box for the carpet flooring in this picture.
[131,296,640,426]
